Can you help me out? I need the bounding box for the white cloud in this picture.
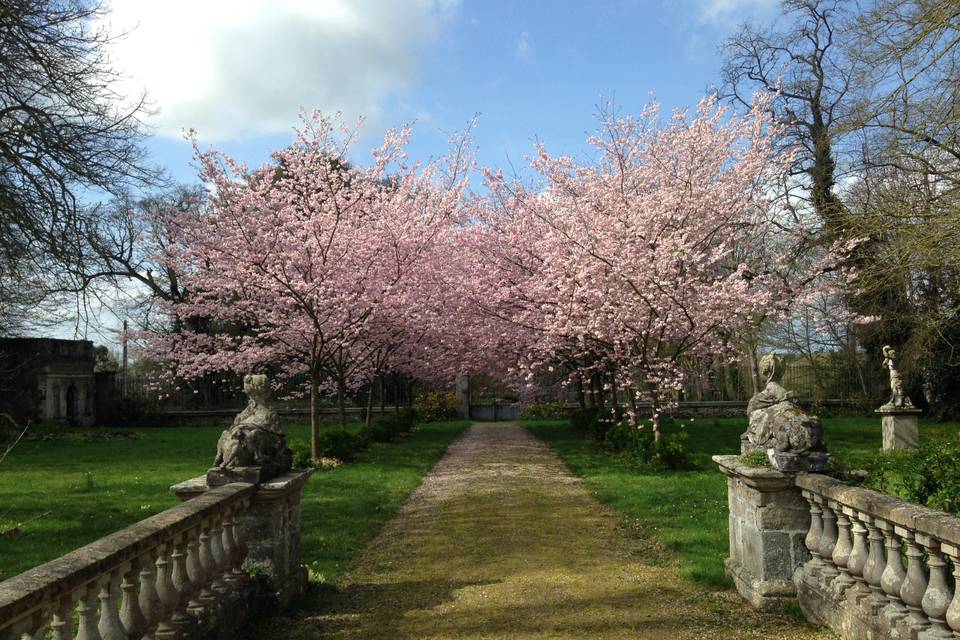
[696,0,779,25]
[515,30,532,61]
[103,0,458,141]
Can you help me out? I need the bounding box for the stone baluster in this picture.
[899,529,930,635]
[98,571,127,640]
[862,516,888,612]
[229,507,249,584]
[221,512,244,593]
[846,509,871,604]
[197,523,220,609]
[208,516,229,597]
[817,498,839,580]
[169,538,194,630]
[119,560,146,639]
[75,584,102,640]
[24,611,50,640]
[919,536,953,638]
[943,542,960,637]
[878,522,909,625]
[803,491,824,574]
[50,597,74,640]
[138,548,162,639]
[154,543,180,640]
[831,506,855,596]
[185,530,207,618]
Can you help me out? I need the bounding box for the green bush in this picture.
[413,391,458,422]
[366,408,417,443]
[863,436,960,515]
[521,400,569,419]
[570,407,599,434]
[601,420,689,470]
[315,429,365,462]
[289,438,314,468]
[359,421,390,445]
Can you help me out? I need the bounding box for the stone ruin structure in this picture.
[742,353,829,472]
[0,337,99,427]
[207,373,293,486]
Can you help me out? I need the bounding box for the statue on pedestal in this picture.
[207,373,293,486]
[880,345,913,409]
[742,353,828,472]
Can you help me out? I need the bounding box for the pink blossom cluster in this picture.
[141,97,847,440]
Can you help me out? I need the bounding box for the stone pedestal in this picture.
[171,469,313,607]
[713,455,810,611]
[876,406,921,451]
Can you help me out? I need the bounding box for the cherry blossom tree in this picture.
[431,95,842,440]
[142,113,471,458]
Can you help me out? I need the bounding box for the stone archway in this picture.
[65,384,78,423]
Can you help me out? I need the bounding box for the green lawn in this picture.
[524,414,960,589]
[0,419,470,582]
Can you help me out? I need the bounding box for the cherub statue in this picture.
[881,346,913,409]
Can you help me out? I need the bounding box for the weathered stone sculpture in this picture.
[207,373,293,486]
[742,353,828,472]
[876,345,920,450]
[880,345,913,409]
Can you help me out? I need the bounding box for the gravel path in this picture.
[288,424,832,639]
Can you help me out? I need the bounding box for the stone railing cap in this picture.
[798,472,960,544]
[712,454,797,489]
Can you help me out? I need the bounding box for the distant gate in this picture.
[469,402,520,421]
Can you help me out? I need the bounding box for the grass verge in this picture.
[524,414,959,589]
[0,419,469,581]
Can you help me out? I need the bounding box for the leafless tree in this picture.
[0,0,157,334]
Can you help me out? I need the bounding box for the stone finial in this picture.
[880,345,913,409]
[743,353,827,473]
[207,373,293,486]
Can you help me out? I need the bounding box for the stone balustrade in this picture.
[795,472,960,640]
[0,483,255,640]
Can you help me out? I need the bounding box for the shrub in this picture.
[601,420,689,470]
[366,408,417,443]
[315,429,365,462]
[570,407,599,434]
[289,438,313,468]
[521,400,569,419]
[413,391,458,422]
[359,421,390,445]
[863,436,960,515]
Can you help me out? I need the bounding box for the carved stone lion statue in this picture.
[742,354,827,471]
[209,374,292,484]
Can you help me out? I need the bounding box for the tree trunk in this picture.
[379,376,386,414]
[365,378,375,427]
[611,376,622,422]
[575,375,586,409]
[336,377,348,429]
[310,372,320,461]
[594,374,606,412]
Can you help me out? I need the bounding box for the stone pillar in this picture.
[170,469,312,607]
[876,406,921,451]
[455,374,470,420]
[713,455,811,610]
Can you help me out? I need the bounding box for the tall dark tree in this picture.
[721,0,857,243]
[0,0,155,334]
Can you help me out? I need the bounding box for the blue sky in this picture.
[106,0,781,188]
